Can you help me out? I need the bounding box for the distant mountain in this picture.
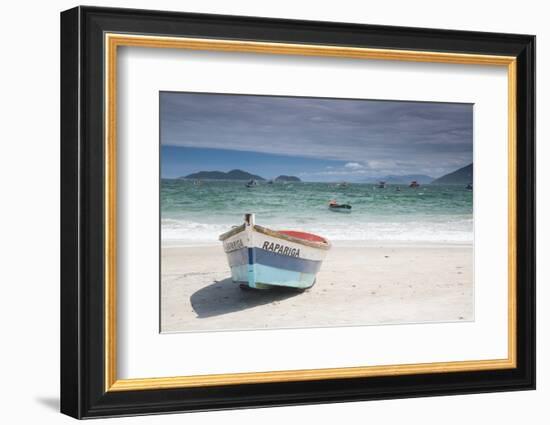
[182,169,265,181]
[274,175,301,182]
[365,174,434,184]
[431,163,473,185]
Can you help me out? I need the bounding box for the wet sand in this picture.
[161,242,473,333]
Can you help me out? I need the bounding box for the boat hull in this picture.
[329,206,351,213]
[219,224,329,289]
[229,263,317,289]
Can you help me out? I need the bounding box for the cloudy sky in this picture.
[160,91,473,181]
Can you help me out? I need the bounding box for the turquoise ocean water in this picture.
[161,180,473,244]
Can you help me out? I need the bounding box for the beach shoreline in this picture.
[161,241,473,333]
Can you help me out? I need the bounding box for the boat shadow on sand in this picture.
[190,278,303,318]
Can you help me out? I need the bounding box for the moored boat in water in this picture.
[328,200,352,213]
[409,180,420,188]
[219,214,331,290]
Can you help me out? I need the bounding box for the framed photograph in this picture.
[60,6,535,419]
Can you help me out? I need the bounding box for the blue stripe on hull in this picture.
[226,247,322,274]
[247,247,257,289]
[230,264,316,289]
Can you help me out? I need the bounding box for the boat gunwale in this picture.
[254,225,331,250]
[218,223,331,250]
[218,224,246,241]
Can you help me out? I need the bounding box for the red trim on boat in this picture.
[277,230,327,243]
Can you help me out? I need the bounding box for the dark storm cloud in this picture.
[160,92,473,177]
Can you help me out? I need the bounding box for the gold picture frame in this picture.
[104,33,517,392]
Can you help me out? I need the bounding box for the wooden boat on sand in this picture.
[219,214,331,290]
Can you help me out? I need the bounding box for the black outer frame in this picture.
[60,6,535,419]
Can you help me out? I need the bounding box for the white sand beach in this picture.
[161,242,473,333]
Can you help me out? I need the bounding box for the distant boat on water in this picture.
[335,182,349,188]
[328,200,352,213]
[466,183,473,190]
[376,181,387,189]
[409,180,420,188]
[267,179,274,185]
[219,214,331,290]
[193,179,202,186]
[245,179,258,188]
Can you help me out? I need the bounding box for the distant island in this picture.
[178,166,473,185]
[431,163,473,185]
[274,175,301,182]
[365,174,434,184]
[182,169,265,181]
[181,170,303,182]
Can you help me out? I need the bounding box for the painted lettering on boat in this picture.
[262,241,300,257]
[224,239,244,252]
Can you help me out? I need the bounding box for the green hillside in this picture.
[431,164,473,185]
[183,169,265,181]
